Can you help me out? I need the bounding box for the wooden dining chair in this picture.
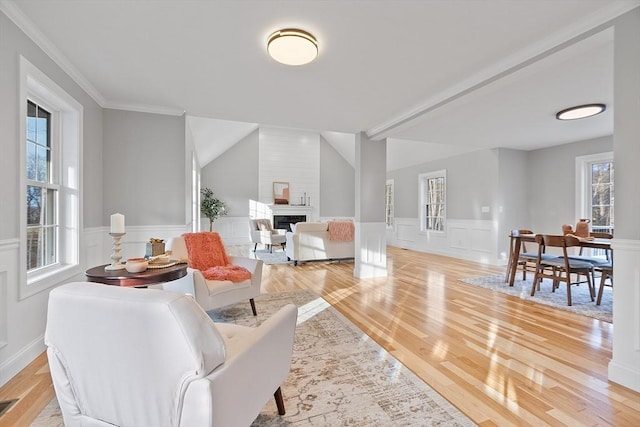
[596,263,613,306]
[531,234,595,306]
[506,229,556,283]
[506,229,535,281]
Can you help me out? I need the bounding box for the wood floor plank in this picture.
[1,245,639,426]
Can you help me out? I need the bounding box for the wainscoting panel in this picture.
[396,222,418,242]
[387,218,499,265]
[0,239,18,353]
[0,261,7,351]
[608,238,640,392]
[109,225,190,261]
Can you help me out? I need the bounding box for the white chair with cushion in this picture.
[167,232,263,315]
[45,282,298,427]
[250,219,287,253]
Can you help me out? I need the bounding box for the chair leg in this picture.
[586,272,594,302]
[253,243,257,252]
[274,387,286,415]
[531,272,540,296]
[567,281,572,306]
[597,273,606,306]
[249,298,257,316]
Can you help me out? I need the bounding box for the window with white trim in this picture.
[419,170,446,232]
[26,100,57,270]
[385,179,394,229]
[20,56,82,299]
[576,152,614,235]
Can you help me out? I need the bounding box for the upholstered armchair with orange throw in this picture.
[167,232,263,315]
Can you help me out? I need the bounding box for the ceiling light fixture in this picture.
[556,103,606,120]
[267,28,318,66]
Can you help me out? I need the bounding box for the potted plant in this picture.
[200,187,227,231]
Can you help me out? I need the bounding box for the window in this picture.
[590,161,614,234]
[576,152,614,235]
[26,100,57,270]
[20,56,82,299]
[419,170,446,232]
[385,179,394,228]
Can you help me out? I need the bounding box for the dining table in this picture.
[505,231,612,287]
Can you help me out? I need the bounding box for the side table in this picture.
[85,263,188,288]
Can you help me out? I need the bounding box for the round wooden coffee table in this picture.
[85,263,188,287]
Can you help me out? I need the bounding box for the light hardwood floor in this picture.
[1,246,639,426]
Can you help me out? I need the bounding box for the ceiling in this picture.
[3,0,638,170]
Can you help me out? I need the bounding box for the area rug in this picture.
[254,248,291,265]
[460,274,612,323]
[32,290,473,426]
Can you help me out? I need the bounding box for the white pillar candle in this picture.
[110,213,125,234]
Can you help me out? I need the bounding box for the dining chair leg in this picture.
[597,274,605,306]
[530,273,540,297]
[567,282,572,306]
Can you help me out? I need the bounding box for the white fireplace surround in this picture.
[268,205,314,228]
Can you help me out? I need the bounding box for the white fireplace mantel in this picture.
[267,204,313,217]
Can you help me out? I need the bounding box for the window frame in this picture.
[19,56,83,299]
[575,152,614,234]
[419,170,447,234]
[26,98,60,273]
[385,179,394,229]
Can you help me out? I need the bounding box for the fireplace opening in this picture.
[273,215,306,231]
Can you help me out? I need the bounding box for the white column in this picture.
[354,132,387,278]
[609,7,640,392]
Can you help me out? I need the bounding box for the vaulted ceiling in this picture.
[4,0,638,170]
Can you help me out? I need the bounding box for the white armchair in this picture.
[45,282,298,427]
[167,234,263,315]
[249,219,287,253]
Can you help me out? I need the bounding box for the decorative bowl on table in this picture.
[125,258,148,273]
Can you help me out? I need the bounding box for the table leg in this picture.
[505,235,514,282]
[508,237,521,287]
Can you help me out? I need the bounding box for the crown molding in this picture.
[367,1,640,140]
[0,0,106,107]
[1,0,186,117]
[103,101,185,117]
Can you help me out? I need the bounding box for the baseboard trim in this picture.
[0,335,45,387]
[608,359,640,392]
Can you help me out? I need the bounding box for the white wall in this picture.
[259,127,320,215]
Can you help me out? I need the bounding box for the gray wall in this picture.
[201,129,259,217]
[320,136,355,218]
[0,10,104,384]
[202,130,356,219]
[0,12,104,236]
[103,109,185,226]
[527,135,612,234]
[388,148,499,220]
[496,148,529,257]
[614,8,640,240]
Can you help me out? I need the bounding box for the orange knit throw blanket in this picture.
[182,232,251,282]
[327,221,354,242]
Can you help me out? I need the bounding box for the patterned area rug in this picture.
[254,249,291,265]
[32,290,473,426]
[460,274,612,323]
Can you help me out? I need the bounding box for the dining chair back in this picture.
[531,234,595,306]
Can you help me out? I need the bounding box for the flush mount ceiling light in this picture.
[556,103,606,120]
[267,28,318,66]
